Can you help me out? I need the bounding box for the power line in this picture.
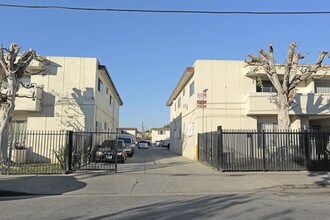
[1,3,330,15]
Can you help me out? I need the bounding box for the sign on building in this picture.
[197,92,207,108]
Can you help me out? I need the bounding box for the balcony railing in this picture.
[15,87,42,112]
[246,93,330,115]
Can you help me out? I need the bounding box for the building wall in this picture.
[151,129,170,143]
[120,128,137,137]
[13,56,121,131]
[168,60,330,160]
[169,60,258,160]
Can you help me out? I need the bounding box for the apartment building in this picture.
[119,128,138,137]
[167,60,330,160]
[151,128,170,143]
[13,56,123,131]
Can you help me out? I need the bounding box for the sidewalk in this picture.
[0,156,329,196]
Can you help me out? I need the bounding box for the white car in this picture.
[138,140,148,149]
[154,140,161,147]
[161,139,170,148]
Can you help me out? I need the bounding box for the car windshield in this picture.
[140,141,147,143]
[119,137,131,143]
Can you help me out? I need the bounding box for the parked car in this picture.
[146,140,152,146]
[118,134,136,157]
[161,139,170,148]
[95,139,127,163]
[138,140,149,149]
[154,140,161,147]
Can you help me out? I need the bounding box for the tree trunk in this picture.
[0,75,17,163]
[277,95,290,130]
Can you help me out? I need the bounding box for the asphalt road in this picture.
[1,145,330,220]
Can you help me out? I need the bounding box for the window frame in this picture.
[98,77,103,94]
[190,81,194,97]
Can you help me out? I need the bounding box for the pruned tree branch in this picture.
[289,51,328,91]
[245,43,328,129]
[25,68,47,76]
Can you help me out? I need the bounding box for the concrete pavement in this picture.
[0,148,329,197]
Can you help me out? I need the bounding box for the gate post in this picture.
[196,133,200,161]
[218,126,223,171]
[67,130,73,173]
[205,131,208,164]
[304,129,310,170]
[262,130,266,171]
[115,128,118,173]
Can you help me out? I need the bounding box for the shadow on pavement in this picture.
[117,160,195,173]
[307,171,330,187]
[87,194,294,220]
[0,175,86,200]
[128,147,177,163]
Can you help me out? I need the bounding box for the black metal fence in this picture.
[198,127,330,171]
[0,130,118,175]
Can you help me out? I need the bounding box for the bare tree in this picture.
[245,43,328,129]
[0,43,45,163]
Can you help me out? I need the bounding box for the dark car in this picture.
[95,139,127,163]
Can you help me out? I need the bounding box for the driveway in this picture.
[1,145,330,220]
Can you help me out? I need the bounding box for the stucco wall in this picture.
[14,56,120,131]
[151,129,170,143]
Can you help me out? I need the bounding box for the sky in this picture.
[2,0,330,130]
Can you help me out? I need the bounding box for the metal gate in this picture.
[199,128,330,172]
[68,130,119,172]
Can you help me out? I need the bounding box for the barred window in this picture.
[315,80,330,93]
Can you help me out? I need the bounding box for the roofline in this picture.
[98,65,123,106]
[151,128,170,131]
[166,67,194,106]
[119,128,138,131]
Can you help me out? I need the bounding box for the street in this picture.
[1,145,330,220]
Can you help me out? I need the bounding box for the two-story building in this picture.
[167,60,330,160]
[119,128,138,137]
[13,56,123,131]
[151,128,170,143]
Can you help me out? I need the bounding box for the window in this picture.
[190,81,194,97]
[178,97,181,108]
[12,121,27,146]
[256,80,277,93]
[106,87,109,95]
[158,130,164,135]
[98,78,103,94]
[315,80,330,93]
[104,122,107,130]
[109,95,113,106]
[174,101,176,111]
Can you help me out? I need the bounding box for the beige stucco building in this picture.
[13,56,123,131]
[151,128,170,143]
[167,60,330,160]
[119,128,138,137]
